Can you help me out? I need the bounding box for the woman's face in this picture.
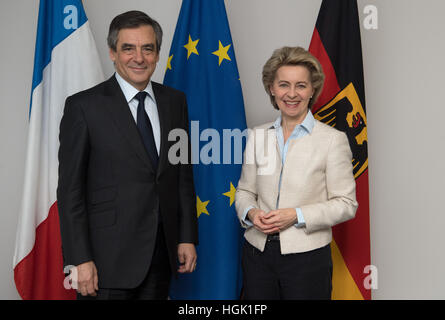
[270,65,314,124]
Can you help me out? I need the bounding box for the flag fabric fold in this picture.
[13,0,104,300]
[309,0,371,300]
[164,0,247,299]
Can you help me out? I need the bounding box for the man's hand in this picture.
[247,208,280,234]
[76,261,99,296]
[177,243,197,273]
[261,208,297,231]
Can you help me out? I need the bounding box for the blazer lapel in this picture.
[152,82,171,179]
[268,126,282,164]
[103,76,155,173]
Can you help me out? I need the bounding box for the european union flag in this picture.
[164,0,247,299]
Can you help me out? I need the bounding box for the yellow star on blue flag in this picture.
[166,54,173,71]
[212,41,231,66]
[223,182,236,206]
[196,196,210,218]
[184,35,199,59]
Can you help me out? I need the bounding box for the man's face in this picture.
[109,25,159,91]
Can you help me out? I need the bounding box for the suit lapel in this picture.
[152,82,171,179]
[103,76,155,173]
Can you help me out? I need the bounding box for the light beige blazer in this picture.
[235,119,358,254]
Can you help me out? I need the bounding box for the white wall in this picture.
[0,0,39,300]
[1,0,444,299]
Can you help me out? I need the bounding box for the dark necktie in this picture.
[135,91,158,169]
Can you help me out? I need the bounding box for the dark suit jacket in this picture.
[57,75,198,289]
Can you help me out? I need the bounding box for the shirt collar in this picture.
[114,72,155,103]
[272,111,315,134]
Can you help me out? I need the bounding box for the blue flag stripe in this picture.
[30,0,87,116]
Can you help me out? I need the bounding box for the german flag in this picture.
[309,0,371,300]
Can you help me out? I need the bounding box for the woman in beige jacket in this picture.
[235,47,358,299]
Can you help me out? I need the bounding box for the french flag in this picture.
[13,0,103,299]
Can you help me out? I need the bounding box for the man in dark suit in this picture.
[57,11,198,300]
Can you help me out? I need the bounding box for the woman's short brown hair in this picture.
[262,46,325,110]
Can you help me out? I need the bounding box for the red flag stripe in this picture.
[309,28,341,113]
[14,202,76,300]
